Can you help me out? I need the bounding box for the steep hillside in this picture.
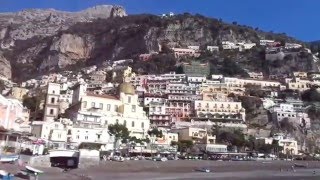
[0,10,313,81]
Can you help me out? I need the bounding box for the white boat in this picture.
[195,167,211,173]
[25,166,44,174]
[0,155,19,163]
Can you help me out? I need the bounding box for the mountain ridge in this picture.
[0,6,316,82]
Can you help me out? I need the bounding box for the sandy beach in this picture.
[1,160,320,179]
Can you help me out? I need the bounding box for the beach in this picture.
[1,160,320,179]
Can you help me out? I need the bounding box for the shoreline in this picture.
[2,160,320,179]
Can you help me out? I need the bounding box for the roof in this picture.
[86,92,119,100]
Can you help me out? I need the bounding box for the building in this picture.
[10,87,28,101]
[223,77,281,88]
[194,100,246,123]
[271,103,310,128]
[207,46,219,52]
[187,46,200,51]
[293,72,308,79]
[171,48,200,58]
[68,82,150,140]
[286,77,311,91]
[139,52,158,61]
[43,83,61,122]
[171,127,227,153]
[285,43,302,49]
[260,40,275,46]
[183,61,210,76]
[172,127,215,144]
[200,84,245,99]
[149,102,172,128]
[222,41,238,50]
[248,72,264,80]
[0,95,30,131]
[256,133,298,155]
[90,71,106,83]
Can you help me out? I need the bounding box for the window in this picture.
[116,119,119,124]
[114,105,118,112]
[76,135,79,139]
[83,101,87,108]
[52,90,55,94]
[50,109,54,115]
[91,102,95,108]
[99,103,103,109]
[107,104,111,111]
[141,122,144,128]
[54,124,58,129]
[85,136,88,140]
[51,97,55,104]
[128,96,131,103]
[132,121,135,127]
[97,135,101,140]
[132,105,136,112]
[58,134,61,138]
[124,120,127,126]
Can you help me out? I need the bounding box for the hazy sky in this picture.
[0,0,318,41]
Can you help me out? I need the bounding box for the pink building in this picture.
[0,95,30,131]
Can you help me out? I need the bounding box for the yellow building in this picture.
[200,84,245,100]
[10,87,28,101]
[194,100,246,122]
[171,127,216,144]
[287,77,311,91]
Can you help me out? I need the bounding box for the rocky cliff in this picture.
[0,8,313,81]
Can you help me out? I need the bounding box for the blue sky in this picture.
[0,0,318,41]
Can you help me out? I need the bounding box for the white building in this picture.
[223,77,281,88]
[207,46,219,52]
[187,46,200,51]
[260,39,275,46]
[69,82,150,140]
[272,103,310,128]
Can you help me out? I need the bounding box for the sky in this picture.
[0,0,318,41]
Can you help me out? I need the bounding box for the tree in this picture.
[217,129,246,151]
[172,140,194,153]
[147,128,163,138]
[108,123,130,151]
[22,95,39,112]
[301,88,320,102]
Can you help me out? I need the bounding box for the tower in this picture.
[43,83,61,122]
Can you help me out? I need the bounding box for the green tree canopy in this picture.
[147,128,163,138]
[108,123,130,145]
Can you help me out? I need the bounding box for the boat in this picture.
[0,155,19,163]
[195,167,211,173]
[49,150,80,168]
[25,166,44,174]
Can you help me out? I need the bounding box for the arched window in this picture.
[51,98,55,104]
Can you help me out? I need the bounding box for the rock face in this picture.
[0,52,11,79]
[0,5,126,41]
[0,9,313,81]
[40,34,94,70]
